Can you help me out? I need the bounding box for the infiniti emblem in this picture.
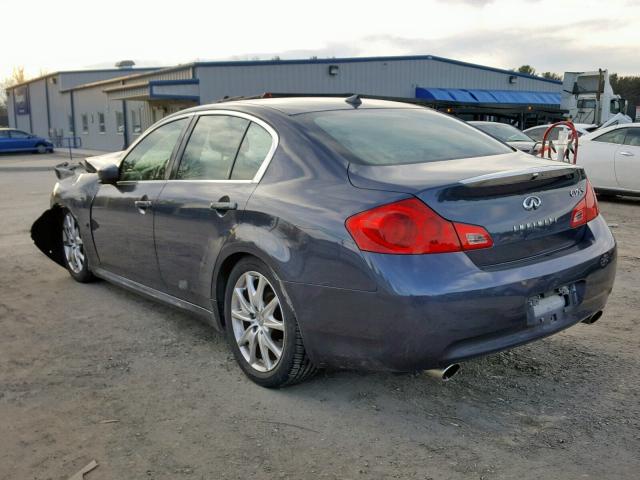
[523,195,542,211]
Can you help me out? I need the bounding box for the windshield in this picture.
[305,108,512,166]
[578,99,597,109]
[471,122,533,142]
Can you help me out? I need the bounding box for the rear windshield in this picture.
[305,108,512,166]
[471,122,533,142]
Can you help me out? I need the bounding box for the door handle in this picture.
[134,197,152,214]
[619,151,634,157]
[210,201,237,211]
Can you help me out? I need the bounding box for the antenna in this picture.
[345,94,362,108]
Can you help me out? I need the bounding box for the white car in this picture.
[577,123,640,196]
[468,121,536,153]
[523,123,592,143]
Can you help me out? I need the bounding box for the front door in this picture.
[91,117,190,289]
[614,127,640,191]
[9,130,33,150]
[154,113,276,307]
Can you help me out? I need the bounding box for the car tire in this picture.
[224,257,317,387]
[36,144,47,154]
[61,210,95,283]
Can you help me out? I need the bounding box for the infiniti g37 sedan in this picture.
[31,97,616,387]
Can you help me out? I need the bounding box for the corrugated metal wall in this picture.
[7,59,562,151]
[196,58,560,103]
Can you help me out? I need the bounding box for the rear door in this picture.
[579,128,626,189]
[154,112,277,307]
[0,130,13,151]
[614,127,640,191]
[91,117,190,289]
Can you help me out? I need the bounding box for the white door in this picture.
[578,128,626,189]
[614,127,640,192]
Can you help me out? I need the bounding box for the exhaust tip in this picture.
[583,311,603,325]
[425,363,461,382]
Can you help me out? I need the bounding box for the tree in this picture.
[541,71,562,81]
[0,66,27,107]
[610,73,640,118]
[516,65,536,76]
[0,67,27,126]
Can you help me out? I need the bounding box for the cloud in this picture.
[236,24,640,76]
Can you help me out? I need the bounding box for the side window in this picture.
[81,114,89,134]
[98,112,106,133]
[131,108,142,134]
[10,130,30,138]
[526,127,544,142]
[0,131,9,138]
[120,118,188,182]
[115,111,124,134]
[623,128,640,147]
[231,122,273,180]
[176,115,248,180]
[593,128,627,145]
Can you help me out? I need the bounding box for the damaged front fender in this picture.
[31,206,65,268]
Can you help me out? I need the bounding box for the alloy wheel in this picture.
[231,271,285,372]
[62,213,85,274]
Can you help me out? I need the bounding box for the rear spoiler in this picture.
[460,165,583,188]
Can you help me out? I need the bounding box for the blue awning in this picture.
[415,87,560,106]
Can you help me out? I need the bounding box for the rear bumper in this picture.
[286,215,616,371]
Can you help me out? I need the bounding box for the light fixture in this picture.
[509,75,518,84]
[328,65,339,76]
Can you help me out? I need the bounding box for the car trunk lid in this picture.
[348,153,587,267]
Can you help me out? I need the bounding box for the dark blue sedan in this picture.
[31,97,616,387]
[0,128,54,153]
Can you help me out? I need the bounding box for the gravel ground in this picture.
[1,153,638,480]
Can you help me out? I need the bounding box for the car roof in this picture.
[183,96,423,116]
[469,121,518,128]
[582,122,640,140]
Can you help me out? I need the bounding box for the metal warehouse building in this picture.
[5,55,563,152]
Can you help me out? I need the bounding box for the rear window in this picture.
[306,108,512,166]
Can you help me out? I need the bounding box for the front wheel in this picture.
[36,144,47,154]
[224,257,317,387]
[62,211,95,283]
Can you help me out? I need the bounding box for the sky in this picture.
[4,0,640,82]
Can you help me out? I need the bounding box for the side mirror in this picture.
[97,163,119,184]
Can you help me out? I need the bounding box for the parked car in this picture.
[576,123,640,196]
[31,97,616,387]
[523,123,591,143]
[0,128,54,153]
[468,121,537,153]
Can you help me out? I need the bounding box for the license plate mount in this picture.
[527,284,577,327]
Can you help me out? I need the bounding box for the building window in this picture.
[131,108,142,134]
[98,112,106,133]
[81,114,89,134]
[115,111,124,134]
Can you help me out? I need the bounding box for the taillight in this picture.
[345,198,493,254]
[453,222,494,250]
[570,180,599,228]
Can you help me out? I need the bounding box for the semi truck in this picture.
[561,69,632,128]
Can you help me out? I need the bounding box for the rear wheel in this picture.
[62,211,95,283]
[224,257,317,387]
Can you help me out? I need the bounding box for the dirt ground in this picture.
[1,153,639,480]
